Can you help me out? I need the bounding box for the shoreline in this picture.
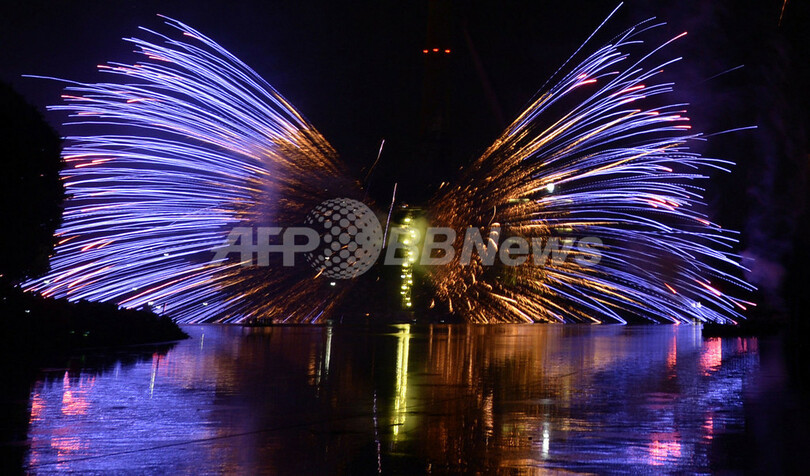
[0,286,188,359]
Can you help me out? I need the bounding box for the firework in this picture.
[24,17,361,322]
[426,18,754,323]
[25,13,752,324]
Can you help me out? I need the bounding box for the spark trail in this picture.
[427,20,753,323]
[25,13,753,324]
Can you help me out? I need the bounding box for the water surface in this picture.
[24,324,783,473]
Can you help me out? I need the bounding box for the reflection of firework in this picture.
[26,13,751,324]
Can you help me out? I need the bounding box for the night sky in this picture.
[2,0,808,311]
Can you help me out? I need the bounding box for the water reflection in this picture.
[24,324,768,473]
[392,324,410,441]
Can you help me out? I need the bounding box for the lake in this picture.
[21,324,804,474]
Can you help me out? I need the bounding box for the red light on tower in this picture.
[432,48,439,52]
[422,49,429,54]
[444,49,451,54]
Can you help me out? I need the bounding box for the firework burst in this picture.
[25,13,753,323]
[24,17,361,322]
[426,19,753,323]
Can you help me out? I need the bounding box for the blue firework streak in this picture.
[24,17,361,323]
[24,13,753,323]
[427,16,755,323]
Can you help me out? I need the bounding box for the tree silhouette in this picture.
[0,82,64,283]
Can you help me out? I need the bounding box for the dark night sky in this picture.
[1,0,808,309]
